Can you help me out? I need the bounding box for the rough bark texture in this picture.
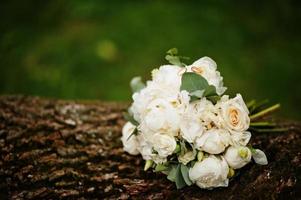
[0,95,300,200]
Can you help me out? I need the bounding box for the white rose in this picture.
[121,122,139,155]
[252,149,268,165]
[186,57,227,95]
[152,133,177,158]
[151,65,182,90]
[189,155,229,189]
[195,129,231,154]
[178,151,196,165]
[224,146,251,169]
[217,94,250,132]
[142,98,181,136]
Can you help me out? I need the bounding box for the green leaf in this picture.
[180,72,209,93]
[180,72,219,103]
[167,48,178,55]
[165,55,183,66]
[175,164,187,189]
[165,48,188,67]
[173,144,181,154]
[167,165,177,182]
[123,112,139,126]
[180,164,193,186]
[203,85,217,97]
[206,95,221,104]
[126,127,138,141]
[130,76,145,93]
[155,163,169,172]
[190,90,204,98]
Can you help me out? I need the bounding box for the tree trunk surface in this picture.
[0,95,300,200]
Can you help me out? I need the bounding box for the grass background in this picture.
[0,0,300,119]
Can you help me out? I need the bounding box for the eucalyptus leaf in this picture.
[180,72,219,103]
[206,95,221,104]
[167,165,177,182]
[165,48,188,67]
[167,48,178,55]
[180,164,193,186]
[180,72,209,93]
[203,85,217,97]
[155,163,169,172]
[190,90,204,98]
[175,164,187,189]
[130,76,145,93]
[123,112,139,126]
[126,127,138,141]
[165,55,183,66]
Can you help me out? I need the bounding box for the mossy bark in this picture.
[0,96,300,199]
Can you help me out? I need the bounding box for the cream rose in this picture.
[195,129,231,154]
[189,155,229,188]
[121,122,139,155]
[217,94,250,132]
[224,146,251,169]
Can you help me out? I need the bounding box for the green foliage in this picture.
[180,72,220,103]
[123,112,139,126]
[165,48,189,67]
[130,76,145,93]
[167,163,193,189]
[180,164,193,186]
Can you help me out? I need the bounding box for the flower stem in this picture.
[250,121,277,127]
[250,128,289,133]
[250,104,280,121]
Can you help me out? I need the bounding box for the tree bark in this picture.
[0,95,300,200]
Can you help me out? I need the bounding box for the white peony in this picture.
[194,98,219,130]
[152,133,177,158]
[217,94,250,133]
[180,98,218,143]
[151,65,183,90]
[224,146,252,169]
[121,122,139,155]
[189,155,229,189]
[186,57,227,95]
[141,98,181,137]
[195,129,231,154]
[130,79,187,123]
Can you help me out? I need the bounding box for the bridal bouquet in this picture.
[121,48,280,189]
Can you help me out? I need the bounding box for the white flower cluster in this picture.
[122,56,268,189]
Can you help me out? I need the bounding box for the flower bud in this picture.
[227,168,235,178]
[197,151,204,161]
[144,160,153,171]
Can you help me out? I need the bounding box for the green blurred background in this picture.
[0,0,300,119]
